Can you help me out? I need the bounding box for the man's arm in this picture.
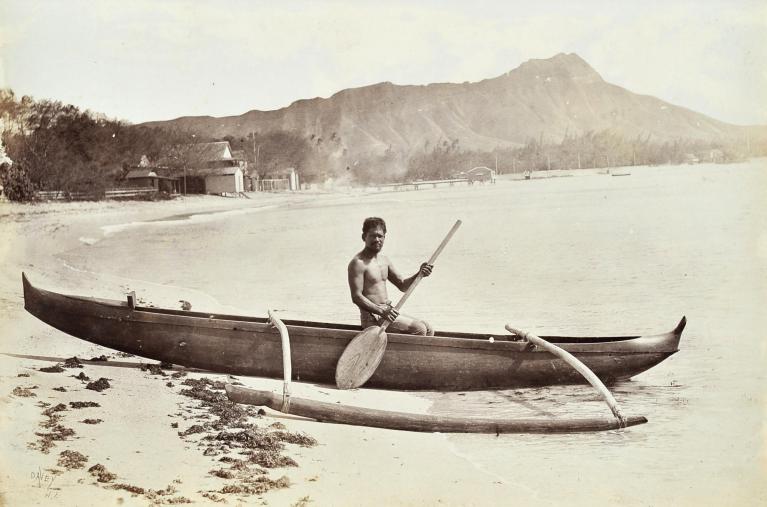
[388,260,433,292]
[348,259,396,319]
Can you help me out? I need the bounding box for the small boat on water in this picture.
[22,273,685,391]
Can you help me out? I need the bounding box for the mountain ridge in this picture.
[141,53,760,160]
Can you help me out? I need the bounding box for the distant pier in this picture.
[377,178,474,191]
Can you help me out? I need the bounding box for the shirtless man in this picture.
[348,217,435,336]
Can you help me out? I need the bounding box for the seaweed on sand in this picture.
[173,376,318,497]
[63,356,83,368]
[141,363,167,376]
[218,475,290,495]
[85,377,111,392]
[248,450,299,468]
[90,462,190,503]
[43,403,68,417]
[39,365,64,373]
[205,427,307,468]
[12,385,38,397]
[178,378,255,428]
[88,463,117,483]
[271,431,318,447]
[210,426,316,453]
[211,428,281,449]
[57,449,88,469]
[69,401,100,408]
[217,457,260,472]
[200,492,226,503]
[209,469,235,479]
[293,496,313,507]
[32,425,76,453]
[145,484,192,504]
[30,403,74,454]
[178,424,208,436]
[109,483,145,495]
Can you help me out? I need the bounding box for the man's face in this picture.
[363,226,386,252]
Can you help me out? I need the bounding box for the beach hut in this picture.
[466,166,496,184]
[166,141,248,195]
[124,169,179,193]
[231,149,254,191]
[204,166,244,194]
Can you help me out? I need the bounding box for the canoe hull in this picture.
[22,273,684,391]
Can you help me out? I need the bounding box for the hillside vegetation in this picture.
[2,54,765,200]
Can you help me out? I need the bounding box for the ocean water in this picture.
[59,160,766,505]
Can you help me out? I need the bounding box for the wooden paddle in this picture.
[335,219,462,389]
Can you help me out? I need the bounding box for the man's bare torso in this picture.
[350,253,391,305]
[347,219,434,336]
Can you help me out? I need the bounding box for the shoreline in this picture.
[4,161,766,505]
[0,192,525,506]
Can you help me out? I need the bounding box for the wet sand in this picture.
[0,193,526,506]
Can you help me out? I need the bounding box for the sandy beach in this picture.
[3,1,765,504]
[0,192,524,507]
[2,161,765,507]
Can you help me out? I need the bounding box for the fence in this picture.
[36,187,157,201]
[258,178,290,191]
[104,187,157,199]
[36,190,71,201]
[377,178,470,191]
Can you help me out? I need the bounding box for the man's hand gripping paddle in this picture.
[335,220,462,389]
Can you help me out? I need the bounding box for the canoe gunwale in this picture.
[21,273,685,390]
[39,280,680,352]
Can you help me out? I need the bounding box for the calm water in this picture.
[60,161,767,505]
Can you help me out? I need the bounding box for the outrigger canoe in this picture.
[22,273,684,391]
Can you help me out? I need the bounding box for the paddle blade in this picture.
[335,326,388,389]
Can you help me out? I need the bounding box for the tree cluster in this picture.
[0,88,340,200]
[0,89,196,201]
[401,130,758,182]
[501,130,752,172]
[222,130,344,184]
[1,87,763,201]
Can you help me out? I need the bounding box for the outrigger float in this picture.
[22,273,685,433]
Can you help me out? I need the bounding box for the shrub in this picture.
[0,163,36,202]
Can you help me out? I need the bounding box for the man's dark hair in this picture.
[362,217,386,234]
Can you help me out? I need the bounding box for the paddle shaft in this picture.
[380,219,462,332]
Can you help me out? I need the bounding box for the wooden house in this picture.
[204,166,244,194]
[231,149,254,191]
[124,168,179,193]
[171,141,247,195]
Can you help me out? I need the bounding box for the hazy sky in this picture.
[1,0,765,125]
